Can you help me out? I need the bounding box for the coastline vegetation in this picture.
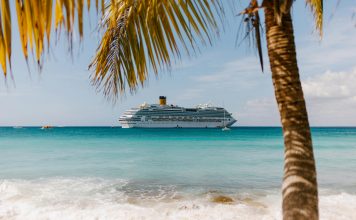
[0,1,323,219]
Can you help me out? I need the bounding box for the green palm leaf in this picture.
[0,0,106,76]
[89,0,223,101]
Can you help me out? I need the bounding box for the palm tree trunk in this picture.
[264,7,319,220]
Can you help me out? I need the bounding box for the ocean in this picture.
[0,127,355,220]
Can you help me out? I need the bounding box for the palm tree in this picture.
[0,0,323,219]
[263,2,321,219]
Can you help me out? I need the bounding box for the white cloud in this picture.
[236,9,356,126]
[303,68,356,100]
[301,67,356,125]
[238,68,356,126]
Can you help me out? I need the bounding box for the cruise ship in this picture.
[119,96,237,128]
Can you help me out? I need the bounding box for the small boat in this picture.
[41,125,53,129]
[13,126,23,129]
[221,102,231,131]
[222,126,231,131]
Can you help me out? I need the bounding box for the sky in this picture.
[1,1,356,126]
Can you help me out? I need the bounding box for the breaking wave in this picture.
[0,178,355,220]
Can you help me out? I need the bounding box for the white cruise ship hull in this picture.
[119,97,237,128]
[120,120,236,128]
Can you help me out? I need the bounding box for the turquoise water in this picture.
[0,127,356,219]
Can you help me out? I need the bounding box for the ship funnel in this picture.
[159,96,167,105]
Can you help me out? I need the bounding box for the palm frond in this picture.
[305,0,323,35]
[0,10,7,76]
[89,0,223,101]
[1,0,11,70]
[254,10,263,72]
[0,0,106,77]
[238,0,264,72]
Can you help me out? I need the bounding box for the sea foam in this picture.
[0,178,355,220]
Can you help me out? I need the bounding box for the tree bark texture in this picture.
[264,7,319,220]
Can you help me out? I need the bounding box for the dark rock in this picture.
[211,195,234,204]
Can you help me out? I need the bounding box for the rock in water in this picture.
[211,195,234,204]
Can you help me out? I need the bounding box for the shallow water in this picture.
[0,127,355,219]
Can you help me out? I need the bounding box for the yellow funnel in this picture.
[159,96,166,105]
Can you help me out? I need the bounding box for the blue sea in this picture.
[0,127,355,220]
